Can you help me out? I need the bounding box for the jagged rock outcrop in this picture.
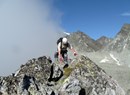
[66,31,102,52]
[0,55,125,95]
[103,24,130,52]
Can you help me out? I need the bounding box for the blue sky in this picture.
[54,0,130,39]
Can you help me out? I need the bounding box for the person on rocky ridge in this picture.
[54,37,77,64]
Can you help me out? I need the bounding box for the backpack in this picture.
[57,37,63,45]
[57,37,70,49]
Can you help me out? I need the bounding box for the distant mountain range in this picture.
[64,25,130,66]
[65,24,130,53]
[65,24,130,66]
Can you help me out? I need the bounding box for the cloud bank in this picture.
[0,0,64,76]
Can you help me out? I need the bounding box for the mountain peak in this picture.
[96,36,112,47]
[122,23,130,29]
[66,31,102,52]
[118,24,130,35]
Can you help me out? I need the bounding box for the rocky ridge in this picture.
[0,55,125,95]
[66,31,102,52]
[103,24,130,52]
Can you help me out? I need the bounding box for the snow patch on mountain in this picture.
[100,56,109,63]
[123,44,127,50]
[109,53,121,66]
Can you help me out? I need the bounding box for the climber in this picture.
[54,37,77,64]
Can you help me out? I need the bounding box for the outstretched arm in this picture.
[68,44,77,56]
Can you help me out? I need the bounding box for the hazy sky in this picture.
[0,0,64,76]
[55,0,130,39]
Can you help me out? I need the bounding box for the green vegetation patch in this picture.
[64,67,74,77]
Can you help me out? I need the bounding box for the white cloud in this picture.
[121,12,130,16]
[0,0,64,76]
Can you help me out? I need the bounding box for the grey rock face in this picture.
[127,89,130,95]
[66,31,102,52]
[0,55,125,95]
[96,36,112,48]
[68,56,125,95]
[104,24,130,52]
